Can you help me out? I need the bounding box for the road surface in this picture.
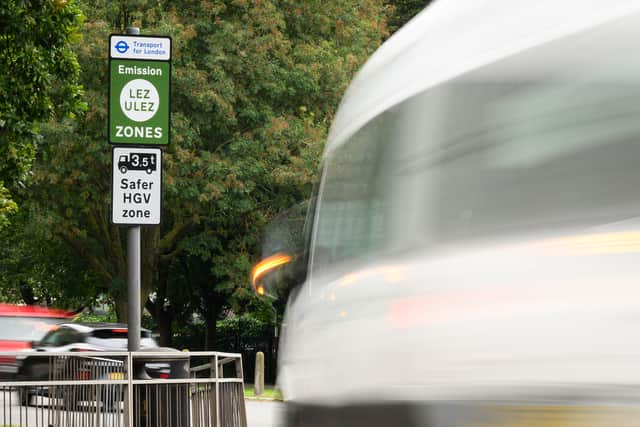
[246,400,286,427]
[1,390,123,427]
[1,389,286,427]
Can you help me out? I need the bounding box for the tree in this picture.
[0,208,100,308]
[147,0,392,348]
[386,0,433,33]
[0,0,84,229]
[27,0,391,348]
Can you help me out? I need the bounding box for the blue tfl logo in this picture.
[115,40,129,54]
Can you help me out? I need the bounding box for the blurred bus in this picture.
[255,1,640,425]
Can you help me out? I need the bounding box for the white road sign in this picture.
[110,35,171,60]
[112,147,162,225]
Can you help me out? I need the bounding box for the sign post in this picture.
[109,27,171,353]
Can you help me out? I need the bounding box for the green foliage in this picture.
[0,207,100,308]
[15,0,391,347]
[217,314,269,340]
[0,0,85,229]
[386,0,432,33]
[154,0,390,325]
[0,184,17,229]
[74,308,118,323]
[244,385,282,400]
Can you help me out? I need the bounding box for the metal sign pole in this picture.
[125,26,141,353]
[127,225,141,351]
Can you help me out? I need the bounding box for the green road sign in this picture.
[109,35,171,145]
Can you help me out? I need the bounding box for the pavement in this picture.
[0,389,286,427]
[246,399,286,427]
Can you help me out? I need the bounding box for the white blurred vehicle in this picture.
[17,323,168,408]
[256,1,640,426]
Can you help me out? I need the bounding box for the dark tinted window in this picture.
[91,329,150,339]
[39,327,84,346]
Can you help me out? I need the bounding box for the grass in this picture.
[244,384,283,400]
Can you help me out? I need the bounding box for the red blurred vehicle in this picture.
[0,304,75,378]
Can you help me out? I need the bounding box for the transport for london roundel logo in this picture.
[115,40,129,54]
[120,79,160,122]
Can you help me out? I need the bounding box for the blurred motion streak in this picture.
[523,231,640,255]
[387,279,640,329]
[335,264,408,289]
[469,405,640,427]
[251,253,292,290]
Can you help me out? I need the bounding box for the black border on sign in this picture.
[111,146,163,226]
[108,34,172,146]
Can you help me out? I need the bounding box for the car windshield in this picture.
[312,21,640,273]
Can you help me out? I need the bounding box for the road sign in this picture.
[109,35,171,145]
[112,147,162,225]
[110,35,171,60]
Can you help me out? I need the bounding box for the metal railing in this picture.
[0,351,247,427]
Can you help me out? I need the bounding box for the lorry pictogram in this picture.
[118,152,157,174]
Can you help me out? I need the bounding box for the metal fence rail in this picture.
[0,351,246,427]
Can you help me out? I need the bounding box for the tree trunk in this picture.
[147,260,174,347]
[157,308,173,347]
[141,228,160,310]
[19,283,36,305]
[115,298,127,322]
[204,306,219,350]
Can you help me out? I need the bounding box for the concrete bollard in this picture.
[254,351,265,395]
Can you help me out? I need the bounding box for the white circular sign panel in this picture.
[120,79,160,122]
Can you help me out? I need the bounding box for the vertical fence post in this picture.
[215,354,221,427]
[127,353,134,427]
[254,352,264,396]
